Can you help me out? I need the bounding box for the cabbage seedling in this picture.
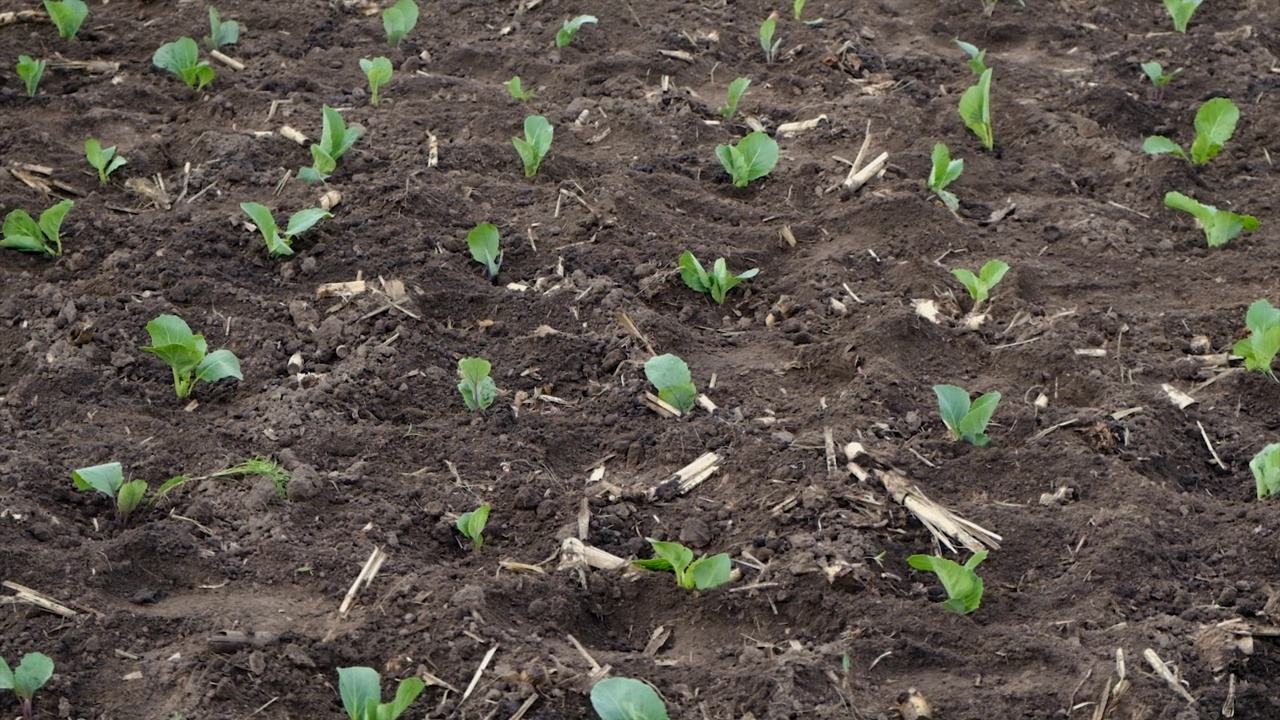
[2,199,72,257]
[0,652,54,720]
[456,504,491,550]
[466,222,502,279]
[555,15,596,48]
[715,131,779,187]
[678,251,758,304]
[1163,191,1257,248]
[793,0,806,20]
[72,463,147,524]
[591,677,669,720]
[338,666,424,720]
[16,56,45,98]
[634,538,731,590]
[506,75,535,101]
[759,14,781,64]
[933,384,1001,446]
[644,354,696,414]
[928,142,964,212]
[958,68,993,150]
[299,105,365,182]
[512,115,554,178]
[153,37,215,91]
[457,357,497,411]
[141,314,243,398]
[1140,61,1180,102]
[359,57,392,106]
[907,551,988,614]
[240,202,330,257]
[951,259,1008,310]
[1143,97,1238,166]
[204,7,240,49]
[718,77,750,119]
[43,0,87,39]
[85,139,126,185]
[1164,0,1202,33]
[954,39,987,76]
[382,0,419,46]
[1232,300,1280,379]
[1251,444,1280,498]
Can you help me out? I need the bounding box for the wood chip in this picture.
[1161,383,1196,409]
[316,280,366,299]
[777,115,828,137]
[209,50,245,71]
[338,546,387,617]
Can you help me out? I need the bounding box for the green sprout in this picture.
[1163,0,1202,33]
[0,652,54,720]
[717,77,750,119]
[927,142,964,212]
[1232,300,1280,380]
[240,202,331,257]
[456,504,491,550]
[72,463,147,524]
[382,0,419,46]
[2,199,73,257]
[212,455,291,499]
[85,139,126,185]
[555,15,597,48]
[16,56,45,98]
[457,357,497,411]
[506,75,535,101]
[678,251,758,304]
[140,314,243,399]
[43,0,87,39]
[1163,191,1258,248]
[759,15,781,63]
[204,7,241,49]
[1143,97,1239,166]
[153,37,215,91]
[793,0,806,20]
[950,259,1009,311]
[591,678,669,720]
[715,131,778,187]
[933,384,1001,446]
[338,666,424,720]
[466,222,502,280]
[1140,61,1180,102]
[512,115,554,178]
[958,68,993,150]
[907,551,988,614]
[359,57,393,106]
[954,39,987,76]
[644,354,696,415]
[299,105,365,182]
[633,538,731,590]
[1251,444,1280,498]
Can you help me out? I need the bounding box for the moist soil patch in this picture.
[3,0,1280,718]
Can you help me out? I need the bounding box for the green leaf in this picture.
[360,57,393,105]
[1246,299,1280,335]
[320,105,364,160]
[153,36,200,77]
[958,392,1001,446]
[298,166,326,183]
[719,77,750,118]
[240,201,281,250]
[958,69,993,150]
[512,115,554,177]
[339,667,382,720]
[385,677,425,719]
[632,557,674,572]
[1163,0,1202,32]
[707,258,757,304]
[284,208,332,239]
[1163,191,1211,226]
[117,479,148,517]
[678,251,710,293]
[933,384,972,439]
[16,56,46,97]
[950,269,984,304]
[907,552,987,614]
[929,143,963,194]
[2,209,49,254]
[38,200,73,254]
[659,384,697,414]
[11,652,54,699]
[1189,97,1239,165]
[1252,444,1280,498]
[144,314,197,349]
[759,16,777,58]
[205,7,241,49]
[72,462,125,499]
[383,0,419,46]
[44,0,87,38]
[953,39,987,76]
[195,349,243,385]
[0,656,11,690]
[466,222,502,278]
[457,357,497,410]
[506,75,534,101]
[716,132,778,187]
[456,505,491,549]
[590,677,670,720]
[646,539,693,577]
[1164,191,1257,247]
[555,15,597,48]
[644,354,692,395]
[689,553,732,589]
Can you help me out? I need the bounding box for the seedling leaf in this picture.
[954,39,987,75]
[715,131,779,187]
[359,57,393,106]
[759,16,780,63]
[3,200,73,256]
[8,652,54,699]
[339,667,382,720]
[382,0,419,46]
[141,314,241,398]
[950,259,1008,307]
[85,139,127,184]
[512,115,554,177]
[153,37,215,90]
[1252,444,1280,498]
[928,142,964,210]
[555,15,597,48]
[72,462,125,498]
[204,7,241,49]
[907,551,987,614]
[466,222,502,279]
[456,504,491,549]
[1189,97,1239,165]
[933,384,1000,446]
[195,349,243,384]
[16,56,46,97]
[1233,299,1280,378]
[44,0,87,39]
[644,354,696,414]
[1163,191,1258,247]
[689,553,732,589]
[958,69,993,150]
[506,75,535,101]
[1163,0,1203,32]
[457,357,497,410]
[1142,135,1187,160]
[718,77,750,119]
[678,251,710,293]
[590,677,670,720]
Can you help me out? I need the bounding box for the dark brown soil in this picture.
[4,0,1280,718]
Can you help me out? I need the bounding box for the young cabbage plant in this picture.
[759,14,781,63]
[954,39,987,76]
[153,37,215,91]
[1164,0,1202,33]
[141,314,243,399]
[793,0,806,20]
[44,0,87,39]
[456,504,491,550]
[382,0,419,46]
[958,68,993,150]
[907,551,988,614]
[85,139,126,185]
[359,57,392,106]
[934,384,1001,446]
[72,463,147,524]
[644,354,697,414]
[591,677,669,720]
[1140,61,1180,102]
[678,251,758,304]
[338,666,425,720]
[204,7,241,49]
[1251,444,1280,499]
[1232,300,1280,380]
[0,652,54,720]
[1163,191,1258,248]
[16,56,45,98]
[555,14,597,48]
[512,115,554,177]
[634,538,732,590]
[299,105,365,182]
[1143,98,1239,166]
[506,75,535,101]
[240,202,331,257]
[715,131,778,188]
[718,77,750,119]
[951,259,1009,310]
[927,142,964,212]
[457,357,497,411]
[466,222,502,280]
[2,199,73,257]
